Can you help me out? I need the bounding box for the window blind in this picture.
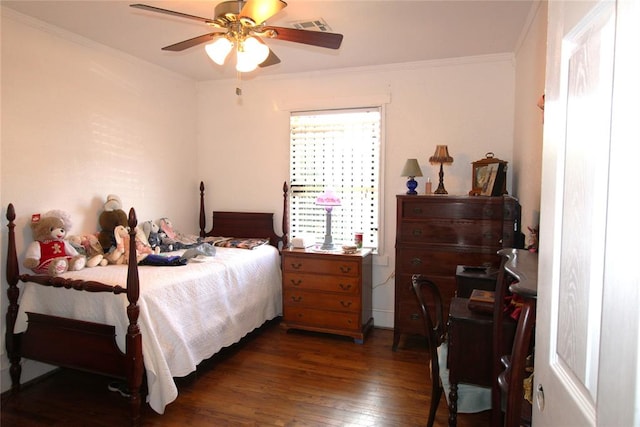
[289,107,381,250]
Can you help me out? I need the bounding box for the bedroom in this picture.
[2,0,638,425]
[0,0,544,409]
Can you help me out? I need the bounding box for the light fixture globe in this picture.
[205,37,233,65]
[244,36,269,64]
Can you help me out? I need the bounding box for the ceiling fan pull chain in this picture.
[236,70,243,96]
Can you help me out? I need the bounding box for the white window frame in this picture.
[289,107,383,252]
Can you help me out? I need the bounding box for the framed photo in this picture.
[469,153,508,196]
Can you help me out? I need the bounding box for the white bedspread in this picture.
[14,245,283,414]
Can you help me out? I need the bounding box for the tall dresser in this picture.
[393,195,521,350]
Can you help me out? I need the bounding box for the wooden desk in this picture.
[447,298,515,426]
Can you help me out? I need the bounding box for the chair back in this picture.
[411,274,446,427]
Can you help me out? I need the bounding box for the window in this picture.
[289,107,382,250]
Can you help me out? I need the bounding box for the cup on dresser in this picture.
[354,232,363,249]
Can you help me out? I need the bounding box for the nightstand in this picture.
[280,248,373,343]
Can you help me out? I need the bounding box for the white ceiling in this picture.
[2,0,536,82]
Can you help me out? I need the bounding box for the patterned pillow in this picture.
[213,238,269,250]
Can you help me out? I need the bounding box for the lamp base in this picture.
[321,208,335,249]
[406,177,418,195]
[434,162,448,194]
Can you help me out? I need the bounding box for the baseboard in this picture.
[1,355,57,394]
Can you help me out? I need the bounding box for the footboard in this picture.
[4,204,143,427]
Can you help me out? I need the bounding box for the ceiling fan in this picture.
[130,0,344,73]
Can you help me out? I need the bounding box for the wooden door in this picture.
[535,0,640,426]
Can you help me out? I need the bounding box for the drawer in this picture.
[396,248,499,276]
[283,289,361,313]
[284,306,361,331]
[397,219,503,246]
[283,272,359,294]
[283,256,360,277]
[399,198,504,220]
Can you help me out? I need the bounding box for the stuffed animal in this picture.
[141,220,161,251]
[23,210,87,276]
[159,217,199,249]
[97,194,128,253]
[68,234,108,267]
[105,225,158,265]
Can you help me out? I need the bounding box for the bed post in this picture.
[282,182,289,250]
[199,181,206,238]
[125,208,143,427]
[5,204,22,392]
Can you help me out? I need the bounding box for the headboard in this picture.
[198,181,289,249]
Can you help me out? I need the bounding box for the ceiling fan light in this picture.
[205,37,233,65]
[243,36,270,65]
[236,49,259,73]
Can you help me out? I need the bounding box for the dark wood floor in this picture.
[1,319,490,426]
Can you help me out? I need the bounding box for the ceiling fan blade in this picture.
[262,27,343,49]
[130,4,214,25]
[162,33,220,52]
[259,49,281,68]
[240,0,287,25]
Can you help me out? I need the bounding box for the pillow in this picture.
[213,238,269,250]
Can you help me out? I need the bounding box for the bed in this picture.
[4,181,290,426]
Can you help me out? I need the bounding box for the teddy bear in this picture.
[23,210,87,276]
[68,233,108,267]
[97,194,128,253]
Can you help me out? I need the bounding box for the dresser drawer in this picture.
[396,248,499,276]
[399,198,504,220]
[397,219,504,246]
[283,256,360,277]
[283,272,359,294]
[283,289,361,313]
[284,306,361,331]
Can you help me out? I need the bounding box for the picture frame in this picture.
[469,153,508,196]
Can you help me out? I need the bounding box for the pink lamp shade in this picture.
[316,190,341,207]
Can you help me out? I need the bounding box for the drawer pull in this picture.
[483,207,494,217]
[412,228,422,236]
[290,262,303,270]
[340,301,353,308]
[410,257,422,266]
[339,283,352,291]
[410,313,421,321]
[289,279,302,286]
[340,265,352,274]
[412,207,423,214]
[291,296,302,303]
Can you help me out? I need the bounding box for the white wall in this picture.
[513,1,548,236]
[1,10,198,391]
[196,56,517,328]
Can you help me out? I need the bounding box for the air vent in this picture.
[291,18,332,32]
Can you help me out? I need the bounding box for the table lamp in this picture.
[316,189,341,249]
[429,145,454,194]
[401,158,423,195]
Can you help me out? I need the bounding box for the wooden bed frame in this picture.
[4,181,289,426]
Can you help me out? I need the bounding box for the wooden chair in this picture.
[411,274,446,427]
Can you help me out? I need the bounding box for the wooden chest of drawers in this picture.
[281,248,373,343]
[393,195,521,350]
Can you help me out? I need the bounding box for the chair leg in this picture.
[448,383,458,427]
[427,382,443,427]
